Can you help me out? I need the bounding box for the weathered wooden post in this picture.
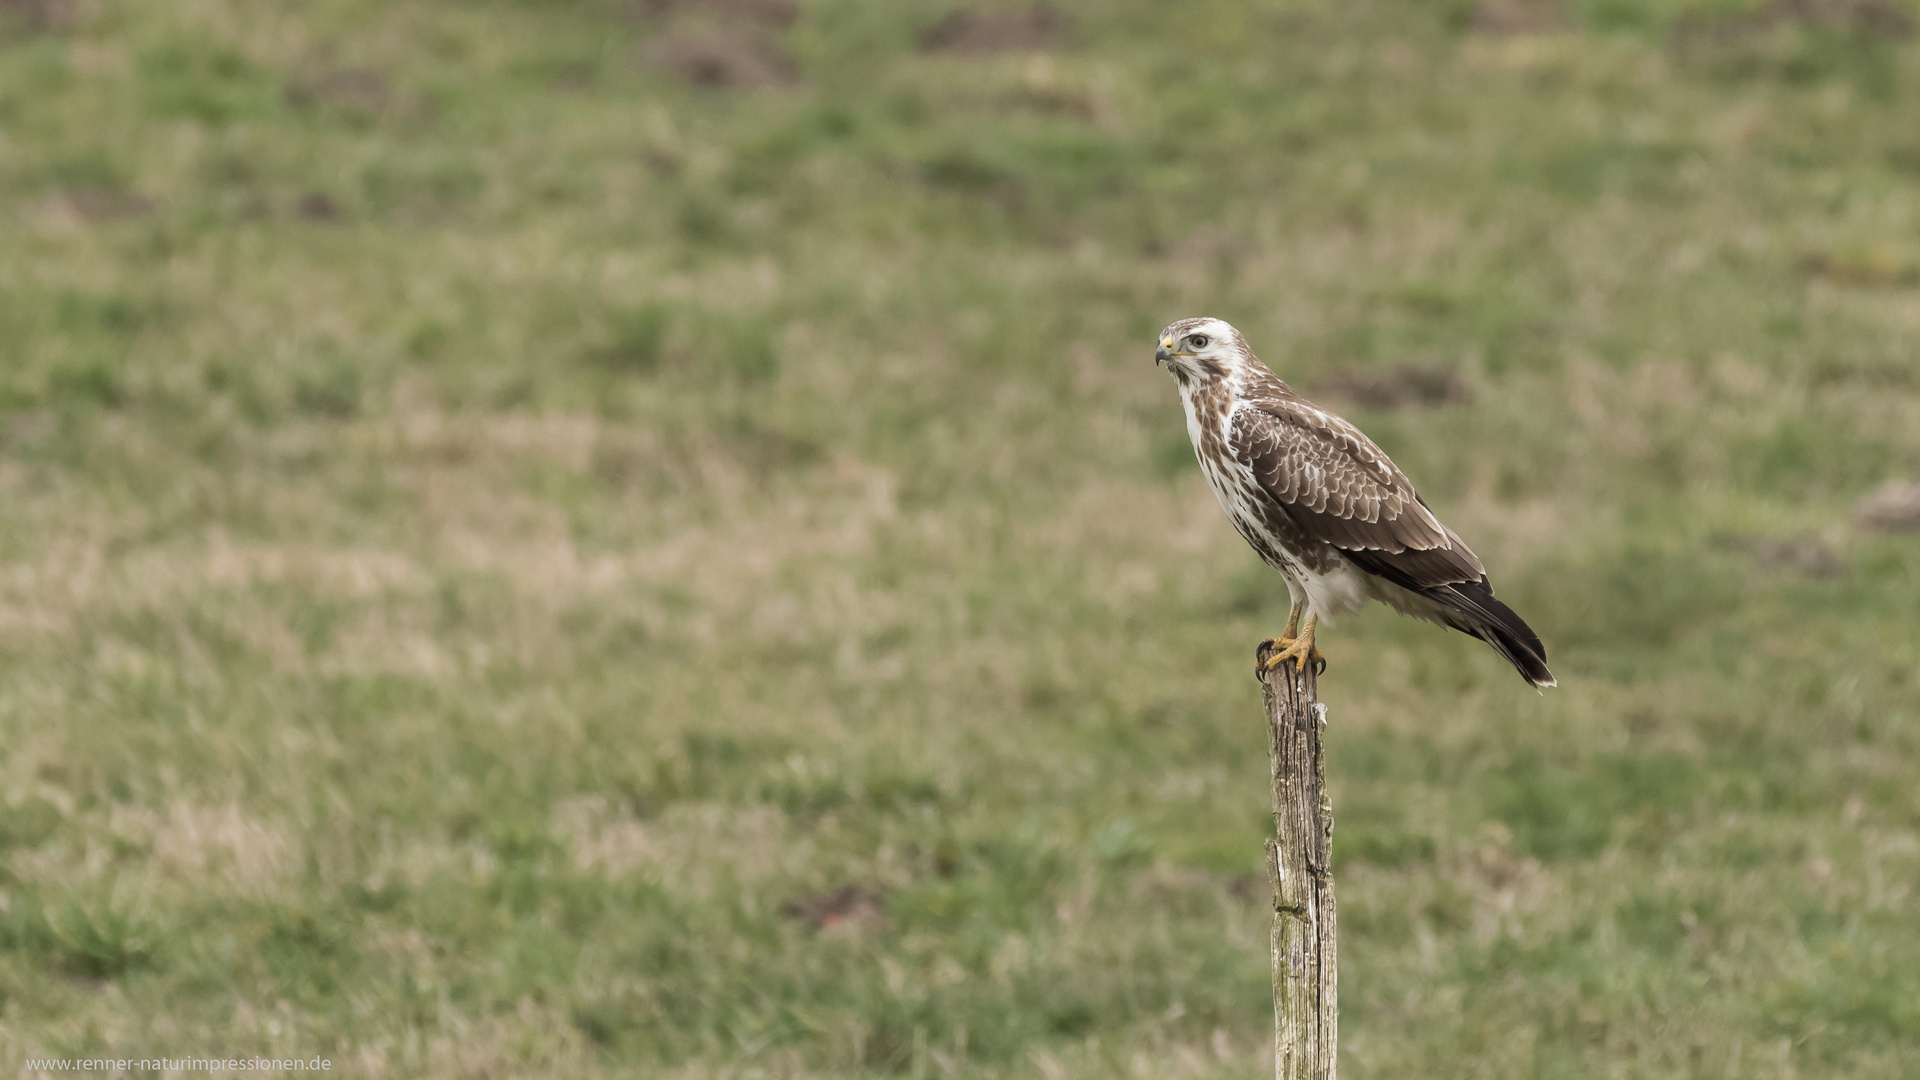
[1257,642,1336,1080]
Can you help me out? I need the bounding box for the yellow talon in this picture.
[1260,638,1324,673]
[1257,613,1323,676]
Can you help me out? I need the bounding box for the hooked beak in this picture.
[1155,337,1174,366]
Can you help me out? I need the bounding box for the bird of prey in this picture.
[1155,317,1554,687]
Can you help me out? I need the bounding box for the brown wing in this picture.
[1228,394,1484,589]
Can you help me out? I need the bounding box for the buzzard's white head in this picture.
[1155,316,1253,385]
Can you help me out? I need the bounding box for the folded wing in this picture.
[1228,394,1482,585]
[1229,389,1554,686]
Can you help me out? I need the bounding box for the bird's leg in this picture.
[1256,602,1304,673]
[1260,613,1324,675]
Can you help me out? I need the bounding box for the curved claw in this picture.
[1256,638,1281,676]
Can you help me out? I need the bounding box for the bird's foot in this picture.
[1257,636,1325,677]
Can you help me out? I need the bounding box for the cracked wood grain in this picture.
[1259,645,1337,1080]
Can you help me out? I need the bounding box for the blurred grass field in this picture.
[2,0,1919,1075]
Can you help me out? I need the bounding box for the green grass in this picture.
[1,0,1918,1075]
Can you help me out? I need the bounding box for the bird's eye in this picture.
[1189,334,1209,349]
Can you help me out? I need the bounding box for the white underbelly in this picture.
[1294,558,1373,620]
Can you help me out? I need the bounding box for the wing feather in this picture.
[1228,392,1484,588]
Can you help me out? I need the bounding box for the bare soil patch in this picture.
[780,884,885,933]
[1317,365,1470,410]
[295,192,340,222]
[1797,249,1919,286]
[1857,480,1920,533]
[920,6,1071,54]
[1468,1,1571,36]
[1677,0,1914,44]
[643,28,798,88]
[0,0,75,32]
[64,188,152,220]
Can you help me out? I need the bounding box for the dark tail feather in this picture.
[1429,580,1556,688]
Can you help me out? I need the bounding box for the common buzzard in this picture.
[1156,317,1554,687]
